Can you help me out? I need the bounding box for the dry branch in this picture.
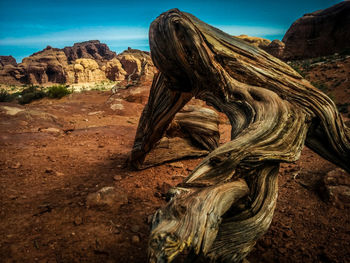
[130,8,350,263]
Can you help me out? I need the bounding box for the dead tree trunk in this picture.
[141,105,220,169]
[130,9,350,263]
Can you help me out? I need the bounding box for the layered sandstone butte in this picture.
[282,1,350,60]
[0,41,155,85]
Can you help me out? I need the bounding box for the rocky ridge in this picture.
[237,2,350,61]
[0,41,156,85]
[282,1,350,60]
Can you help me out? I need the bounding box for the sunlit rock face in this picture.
[0,41,156,85]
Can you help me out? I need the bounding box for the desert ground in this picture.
[0,76,349,263]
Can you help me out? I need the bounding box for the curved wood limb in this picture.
[131,72,193,169]
[130,8,350,263]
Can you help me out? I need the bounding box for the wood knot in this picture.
[209,155,227,166]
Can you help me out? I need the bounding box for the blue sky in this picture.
[0,0,343,62]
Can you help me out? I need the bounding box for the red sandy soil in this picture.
[0,82,349,263]
[293,55,350,116]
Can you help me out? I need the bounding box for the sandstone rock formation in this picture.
[237,2,350,61]
[263,39,285,59]
[0,41,156,85]
[117,47,157,82]
[21,46,68,84]
[235,35,271,48]
[67,58,106,83]
[104,58,127,81]
[236,36,285,60]
[282,1,350,60]
[0,56,17,68]
[63,40,117,63]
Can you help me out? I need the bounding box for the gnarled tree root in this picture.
[130,8,350,263]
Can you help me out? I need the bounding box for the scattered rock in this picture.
[113,175,122,181]
[55,171,65,176]
[88,111,104,116]
[131,225,140,233]
[131,235,140,243]
[324,168,350,186]
[9,194,18,200]
[40,128,62,134]
[74,216,83,226]
[10,162,21,169]
[261,250,275,263]
[1,106,24,116]
[110,103,124,111]
[86,186,128,209]
[283,229,294,238]
[18,120,28,126]
[324,168,350,208]
[294,171,323,190]
[168,162,184,169]
[326,186,350,208]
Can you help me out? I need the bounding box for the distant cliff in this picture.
[0,41,156,85]
[236,2,350,61]
[282,1,350,60]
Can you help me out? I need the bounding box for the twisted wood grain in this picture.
[130,8,350,263]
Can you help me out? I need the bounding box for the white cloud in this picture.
[214,25,285,37]
[0,26,149,46]
[0,24,285,47]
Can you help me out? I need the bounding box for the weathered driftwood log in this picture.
[130,8,350,263]
[141,105,220,168]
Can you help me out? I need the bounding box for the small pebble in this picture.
[10,162,21,169]
[131,225,140,233]
[113,175,122,181]
[131,235,140,243]
[74,216,83,226]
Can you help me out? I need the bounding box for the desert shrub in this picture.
[0,88,13,102]
[46,85,71,99]
[18,85,46,104]
[289,62,305,77]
